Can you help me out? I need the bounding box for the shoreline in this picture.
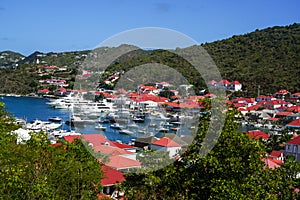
[0,93,58,99]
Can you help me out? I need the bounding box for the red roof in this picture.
[38,89,51,93]
[231,80,241,85]
[269,150,283,158]
[287,135,300,145]
[102,155,141,170]
[152,137,181,147]
[246,130,270,139]
[292,92,300,97]
[256,95,275,99]
[111,142,136,149]
[266,117,279,121]
[56,87,67,92]
[218,80,231,85]
[247,105,261,111]
[94,145,134,156]
[101,165,125,186]
[276,111,293,116]
[233,103,245,108]
[63,135,80,143]
[287,119,300,128]
[287,106,300,113]
[82,134,111,146]
[274,89,289,95]
[262,158,281,169]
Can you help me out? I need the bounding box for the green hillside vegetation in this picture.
[100,48,207,91]
[0,23,299,96]
[0,51,24,68]
[203,23,300,96]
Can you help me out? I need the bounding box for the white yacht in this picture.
[26,120,62,131]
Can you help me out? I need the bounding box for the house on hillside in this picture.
[37,89,51,95]
[274,89,290,99]
[286,119,300,130]
[268,150,285,161]
[228,81,242,91]
[43,65,56,72]
[285,135,300,162]
[54,87,67,96]
[93,145,136,160]
[102,155,141,172]
[150,137,181,158]
[246,130,270,141]
[101,165,125,195]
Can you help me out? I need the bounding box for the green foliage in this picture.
[0,103,103,199]
[121,109,300,199]
[1,23,300,96]
[203,23,300,96]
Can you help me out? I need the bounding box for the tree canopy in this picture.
[0,102,103,199]
[121,108,300,199]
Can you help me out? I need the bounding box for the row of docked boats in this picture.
[47,95,114,113]
[14,116,82,141]
[46,93,199,139]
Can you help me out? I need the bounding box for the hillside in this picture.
[0,23,299,95]
[203,23,300,96]
[0,51,25,68]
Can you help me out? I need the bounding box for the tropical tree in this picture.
[0,102,103,199]
[121,109,300,199]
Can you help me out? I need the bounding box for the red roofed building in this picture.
[54,87,67,96]
[228,81,242,91]
[38,89,51,94]
[275,111,293,118]
[217,80,231,88]
[43,65,56,72]
[286,119,300,129]
[94,145,136,160]
[256,95,276,102]
[101,165,125,195]
[292,92,300,98]
[285,135,300,161]
[268,150,285,161]
[208,80,217,86]
[287,106,300,113]
[111,142,136,153]
[82,134,112,147]
[247,105,262,111]
[274,89,290,99]
[262,158,282,169]
[263,100,292,110]
[102,155,141,172]
[246,130,270,140]
[150,137,181,157]
[63,135,81,143]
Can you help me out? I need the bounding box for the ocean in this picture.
[0,96,136,143]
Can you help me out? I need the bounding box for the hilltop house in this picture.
[208,79,242,91]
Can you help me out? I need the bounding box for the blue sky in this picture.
[0,0,299,55]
